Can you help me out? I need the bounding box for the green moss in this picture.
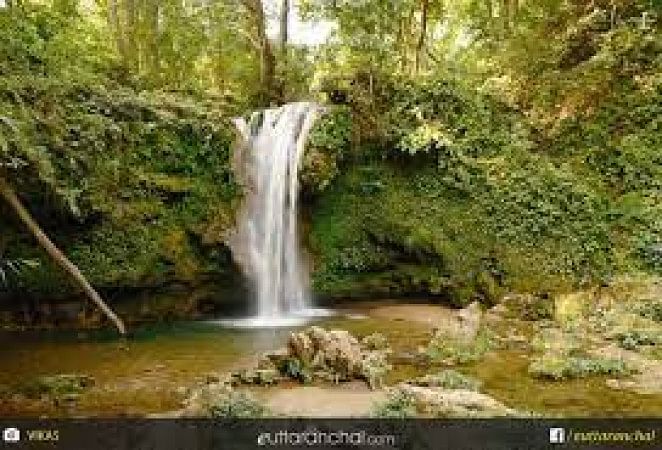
[528,355,632,381]
[19,374,95,400]
[301,106,352,195]
[309,154,618,301]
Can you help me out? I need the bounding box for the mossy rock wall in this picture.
[0,85,243,307]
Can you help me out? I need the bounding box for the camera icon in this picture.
[549,427,566,444]
[3,427,20,443]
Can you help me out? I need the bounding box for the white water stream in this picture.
[225,102,329,327]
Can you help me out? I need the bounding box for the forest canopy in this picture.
[0,0,660,312]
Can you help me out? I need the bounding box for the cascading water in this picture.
[226,102,329,327]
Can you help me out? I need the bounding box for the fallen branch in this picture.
[0,177,126,335]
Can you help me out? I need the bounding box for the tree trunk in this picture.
[0,178,126,336]
[108,0,127,63]
[415,0,429,74]
[124,0,138,71]
[279,0,289,56]
[252,0,276,104]
[148,0,160,81]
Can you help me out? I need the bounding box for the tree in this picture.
[415,0,429,74]
[280,0,290,55]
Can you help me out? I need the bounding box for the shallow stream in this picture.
[0,301,660,417]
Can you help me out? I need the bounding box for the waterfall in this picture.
[227,102,328,327]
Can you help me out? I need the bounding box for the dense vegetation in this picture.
[0,0,660,325]
[305,0,662,303]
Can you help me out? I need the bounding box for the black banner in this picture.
[0,419,659,450]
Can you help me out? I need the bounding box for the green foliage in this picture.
[528,355,632,381]
[310,151,619,300]
[388,77,528,158]
[308,106,353,152]
[301,106,352,195]
[0,257,38,288]
[305,0,662,300]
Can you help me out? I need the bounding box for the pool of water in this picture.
[0,302,660,417]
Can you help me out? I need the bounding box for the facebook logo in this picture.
[2,427,20,443]
[549,427,566,444]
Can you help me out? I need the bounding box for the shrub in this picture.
[183,383,267,418]
[372,389,417,418]
[425,330,494,365]
[207,391,266,418]
[360,351,391,390]
[638,300,662,323]
[361,333,389,351]
[0,258,39,288]
[614,330,658,351]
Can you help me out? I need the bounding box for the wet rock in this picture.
[391,351,431,367]
[406,370,481,391]
[259,348,289,369]
[265,327,391,388]
[592,344,662,394]
[286,327,363,379]
[432,302,482,343]
[230,368,281,386]
[396,384,518,418]
[457,302,482,336]
[489,303,508,315]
